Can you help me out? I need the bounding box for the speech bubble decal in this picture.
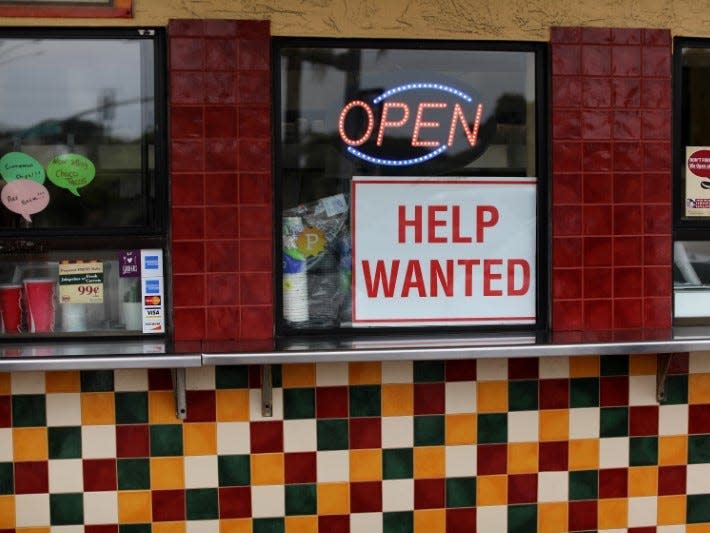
[46,153,95,196]
[1,179,50,222]
[0,152,45,184]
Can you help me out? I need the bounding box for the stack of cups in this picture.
[23,278,55,333]
[0,284,23,333]
[282,216,308,324]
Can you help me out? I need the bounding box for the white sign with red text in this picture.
[351,176,537,326]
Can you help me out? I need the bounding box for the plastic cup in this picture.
[23,278,55,333]
[61,303,87,332]
[0,284,23,333]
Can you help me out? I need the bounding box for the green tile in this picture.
[600,355,628,376]
[48,426,82,459]
[50,493,83,525]
[569,470,598,500]
[508,504,536,533]
[689,435,710,464]
[413,361,444,382]
[570,378,599,408]
[80,370,114,392]
[350,385,381,417]
[12,394,46,427]
[629,436,658,466]
[218,454,251,486]
[115,392,148,424]
[119,525,151,533]
[446,476,476,507]
[508,381,538,411]
[118,458,150,490]
[413,415,444,446]
[272,366,282,388]
[285,483,316,515]
[477,413,507,444]
[150,424,183,456]
[216,365,249,389]
[383,448,413,479]
[317,419,349,450]
[253,517,285,533]
[283,388,315,420]
[186,488,218,520]
[661,375,688,405]
[383,511,413,533]
[688,494,710,523]
[0,462,12,494]
[600,407,628,438]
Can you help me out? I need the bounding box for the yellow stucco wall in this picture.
[3,0,710,39]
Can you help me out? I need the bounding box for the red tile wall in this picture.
[551,27,672,331]
[169,19,273,340]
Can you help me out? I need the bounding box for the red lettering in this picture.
[448,102,483,147]
[452,205,472,243]
[483,259,503,296]
[362,260,399,297]
[412,102,446,147]
[401,260,426,297]
[398,205,422,243]
[338,100,374,146]
[508,259,530,296]
[476,205,499,242]
[457,259,480,296]
[427,205,447,243]
[430,259,454,296]
[377,102,410,146]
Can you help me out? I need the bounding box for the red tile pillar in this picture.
[550,27,672,331]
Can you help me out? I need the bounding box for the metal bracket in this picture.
[261,364,273,417]
[656,353,673,403]
[172,368,187,420]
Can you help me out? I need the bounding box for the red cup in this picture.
[23,278,55,333]
[0,284,23,333]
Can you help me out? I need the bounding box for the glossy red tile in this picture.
[612,28,642,45]
[85,526,118,533]
[204,306,240,340]
[614,110,642,140]
[600,376,629,406]
[319,515,350,533]
[239,206,273,239]
[350,418,381,449]
[539,441,568,471]
[235,20,270,39]
[172,207,205,240]
[552,76,582,108]
[237,70,271,104]
[206,240,239,273]
[568,500,597,531]
[539,379,570,409]
[552,206,583,237]
[644,29,671,46]
[643,235,671,265]
[658,465,686,495]
[170,38,204,71]
[668,353,689,374]
[83,459,117,491]
[148,369,174,390]
[643,172,671,204]
[447,508,477,533]
[689,404,710,434]
[205,138,238,172]
[0,396,9,427]
[613,173,643,204]
[613,236,643,266]
[583,77,612,108]
[508,473,538,504]
[582,110,612,140]
[612,78,641,109]
[476,444,507,475]
[168,19,204,37]
[116,424,150,457]
[240,272,272,306]
[552,300,583,331]
[613,297,643,329]
[350,481,382,512]
[172,173,205,207]
[205,173,238,206]
[582,27,611,44]
[643,296,671,329]
[553,237,583,268]
[583,142,612,172]
[205,206,239,239]
[445,360,477,381]
[613,267,642,298]
[584,299,613,330]
[239,172,271,205]
[238,239,271,272]
[316,387,348,419]
[206,273,239,306]
[171,106,204,139]
[14,461,48,494]
[240,306,273,339]
[553,141,583,173]
[644,141,671,171]
[219,486,251,518]
[614,142,644,172]
[554,173,582,205]
[584,174,612,204]
[642,46,671,77]
[238,39,270,71]
[238,107,271,139]
[612,45,642,76]
[553,110,582,139]
[173,274,206,307]
[552,44,580,75]
[204,20,238,36]
[599,467,628,498]
[250,420,283,453]
[153,489,186,521]
[414,478,445,509]
[205,39,237,71]
[171,139,205,172]
[643,205,671,235]
[508,358,539,380]
[641,78,670,109]
[550,27,581,44]
[185,390,216,422]
[582,45,611,76]
[413,383,445,415]
[554,268,583,300]
[285,452,317,484]
[583,205,613,236]
[629,405,659,436]
[205,72,237,105]
[205,106,236,138]
[170,71,204,105]
[642,110,671,140]
[584,238,612,267]
[238,138,271,172]
[173,307,206,341]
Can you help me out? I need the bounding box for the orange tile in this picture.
[414,509,445,533]
[659,435,688,466]
[13,427,48,461]
[414,446,445,478]
[282,363,316,388]
[568,439,599,470]
[0,495,14,528]
[45,371,81,393]
[0,373,11,394]
[569,356,599,377]
[628,466,657,497]
[350,449,381,481]
[150,457,185,489]
[184,422,217,455]
[658,494,686,526]
[220,518,253,533]
[508,442,538,474]
[476,381,508,413]
[445,414,476,445]
[15,529,49,533]
[154,522,185,533]
[285,515,318,533]
[476,474,507,506]
[597,498,627,530]
[539,410,568,441]
[251,453,284,485]
[381,383,413,416]
[538,502,568,533]
[317,482,349,515]
[687,524,710,533]
[216,389,250,421]
[149,390,180,424]
[118,490,152,523]
[689,374,710,404]
[81,392,116,425]
[629,354,657,375]
[349,362,381,385]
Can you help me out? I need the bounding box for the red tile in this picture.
[170,71,204,105]
[317,387,348,419]
[553,109,582,140]
[583,142,612,172]
[219,486,251,518]
[206,240,239,273]
[668,353,689,374]
[629,406,659,436]
[239,239,271,272]
[552,300,583,331]
[553,141,583,173]
[584,299,612,330]
[185,390,216,422]
[552,76,581,107]
[600,376,629,406]
[551,27,581,44]
[239,205,273,239]
[204,306,240,340]
[204,20,238,37]
[171,139,205,172]
[643,297,671,329]
[689,404,710,434]
[508,473,538,504]
[583,174,612,204]
[641,79,670,109]
[319,515,350,533]
[584,237,612,266]
[642,46,671,78]
[614,110,642,140]
[508,358,539,380]
[552,206,582,237]
[446,508,477,533]
[554,174,582,205]
[614,141,644,172]
[644,266,671,298]
[583,77,612,108]
[240,272,272,306]
[248,366,262,388]
[239,106,271,139]
[612,78,641,109]
[614,236,643,266]
[658,465,686,495]
[239,173,271,205]
[612,46,642,76]
[445,360,477,381]
[235,20,270,39]
[172,207,205,240]
[568,500,597,531]
[174,274,205,307]
[583,268,611,300]
[170,38,204,70]
[644,205,671,235]
[205,138,238,172]
[599,467,628,498]
[643,172,671,204]
[553,237,583,268]
[250,420,283,453]
[582,45,611,76]
[237,39,270,71]
[206,273,239,306]
[173,307,206,341]
[629,527,657,533]
[612,29,642,45]
[614,267,642,297]
[642,110,671,140]
[644,29,671,46]
[613,173,643,204]
[284,452,316,484]
[584,205,613,236]
[0,396,9,427]
[350,481,382,512]
[237,70,271,104]
[14,461,48,494]
[582,27,611,44]
[83,459,117,491]
[552,44,581,75]
[148,369,173,390]
[116,425,150,457]
[414,383,445,415]
[205,72,236,104]
[350,418,381,449]
[168,19,204,37]
[239,306,273,339]
[205,106,236,138]
[644,141,671,172]
[85,526,118,533]
[172,242,205,275]
[205,39,237,71]
[205,206,238,239]
[476,444,506,475]
[613,298,643,329]
[238,139,271,172]
[539,441,568,471]
[582,111,612,140]
[644,235,671,265]
[153,489,185,521]
[171,106,203,139]
[539,379,569,409]
[414,478,445,509]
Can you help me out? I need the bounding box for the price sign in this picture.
[58,261,104,304]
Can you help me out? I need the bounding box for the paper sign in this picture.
[1,179,50,222]
[46,153,95,196]
[686,146,710,216]
[58,261,104,304]
[0,152,45,183]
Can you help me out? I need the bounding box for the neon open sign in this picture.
[337,82,491,169]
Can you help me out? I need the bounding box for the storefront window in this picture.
[275,38,547,334]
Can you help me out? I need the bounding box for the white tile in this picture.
[445,444,476,477]
[48,459,83,493]
[689,352,710,373]
[81,425,116,458]
[568,407,600,439]
[316,362,349,386]
[46,393,82,426]
[113,369,148,391]
[629,375,656,406]
[283,419,317,453]
[657,526,687,533]
[381,416,413,448]
[186,366,216,390]
[476,505,507,530]
[0,428,11,461]
[351,512,383,533]
[15,493,50,527]
[51,526,84,533]
[687,463,710,494]
[659,404,688,435]
[475,359,508,381]
[216,422,250,455]
[187,520,220,533]
[11,371,45,394]
[381,361,412,383]
[184,455,218,488]
[249,388,283,421]
[251,485,285,518]
[599,437,629,469]
[507,411,538,443]
[382,479,413,512]
[83,491,118,524]
[539,356,569,378]
[445,382,476,414]
[627,496,657,527]
[538,471,568,502]
[317,450,349,482]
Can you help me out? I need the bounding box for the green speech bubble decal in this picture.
[0,152,45,184]
[46,153,95,196]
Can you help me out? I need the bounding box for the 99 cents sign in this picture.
[58,261,104,304]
